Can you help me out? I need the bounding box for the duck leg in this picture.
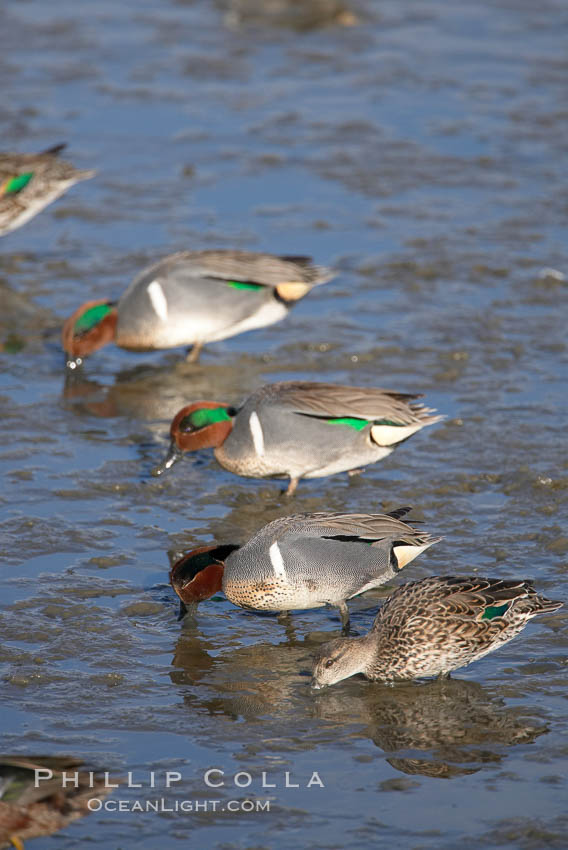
[284,477,299,497]
[186,341,203,363]
[337,601,351,634]
[277,611,299,642]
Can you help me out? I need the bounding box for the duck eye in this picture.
[179,416,195,432]
[325,659,335,669]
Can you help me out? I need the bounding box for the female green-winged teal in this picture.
[62,251,332,368]
[0,144,95,237]
[0,756,113,850]
[155,381,444,495]
[311,576,562,687]
[170,507,441,630]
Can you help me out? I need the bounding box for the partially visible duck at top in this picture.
[62,251,333,369]
[170,507,441,631]
[0,143,95,237]
[154,381,444,495]
[311,576,563,688]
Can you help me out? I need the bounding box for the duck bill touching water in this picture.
[311,576,563,688]
[0,144,95,237]
[170,507,441,631]
[62,251,332,369]
[154,381,444,495]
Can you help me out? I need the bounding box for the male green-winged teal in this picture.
[170,507,441,630]
[311,576,562,687]
[155,381,444,495]
[0,144,95,237]
[62,251,332,368]
[0,756,114,850]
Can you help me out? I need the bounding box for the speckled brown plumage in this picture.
[312,576,563,687]
[0,756,114,848]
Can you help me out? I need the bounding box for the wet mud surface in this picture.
[0,0,567,847]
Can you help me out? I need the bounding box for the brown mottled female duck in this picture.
[312,576,562,687]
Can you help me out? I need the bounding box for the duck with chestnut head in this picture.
[154,381,444,495]
[170,507,441,631]
[62,251,332,369]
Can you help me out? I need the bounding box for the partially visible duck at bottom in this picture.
[0,756,115,850]
[170,507,441,631]
[155,381,444,495]
[311,576,562,688]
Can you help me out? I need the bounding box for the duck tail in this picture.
[40,142,67,156]
[530,593,563,616]
[392,534,443,570]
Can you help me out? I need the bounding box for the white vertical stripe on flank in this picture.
[269,541,286,579]
[147,280,168,322]
[248,411,265,456]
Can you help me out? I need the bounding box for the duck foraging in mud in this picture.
[170,507,441,631]
[311,576,563,688]
[62,251,332,368]
[154,381,444,495]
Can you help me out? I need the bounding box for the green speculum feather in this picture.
[326,417,368,431]
[482,603,509,620]
[4,172,34,194]
[227,280,264,292]
[326,417,404,431]
[74,303,114,336]
[180,406,231,431]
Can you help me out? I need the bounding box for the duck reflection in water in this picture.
[313,676,548,778]
[168,627,547,780]
[61,358,269,424]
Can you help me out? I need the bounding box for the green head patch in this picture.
[74,303,115,336]
[2,172,34,195]
[227,280,264,292]
[481,603,509,620]
[179,406,232,432]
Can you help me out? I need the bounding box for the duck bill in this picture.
[177,599,188,621]
[153,441,183,476]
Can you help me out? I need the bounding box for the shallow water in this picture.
[1,0,567,847]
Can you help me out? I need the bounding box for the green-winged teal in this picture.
[170,507,441,630]
[0,756,114,849]
[311,576,562,687]
[155,381,443,494]
[0,144,94,237]
[62,251,332,368]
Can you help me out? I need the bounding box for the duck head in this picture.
[311,636,371,689]
[170,543,239,618]
[62,299,118,369]
[153,401,235,475]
